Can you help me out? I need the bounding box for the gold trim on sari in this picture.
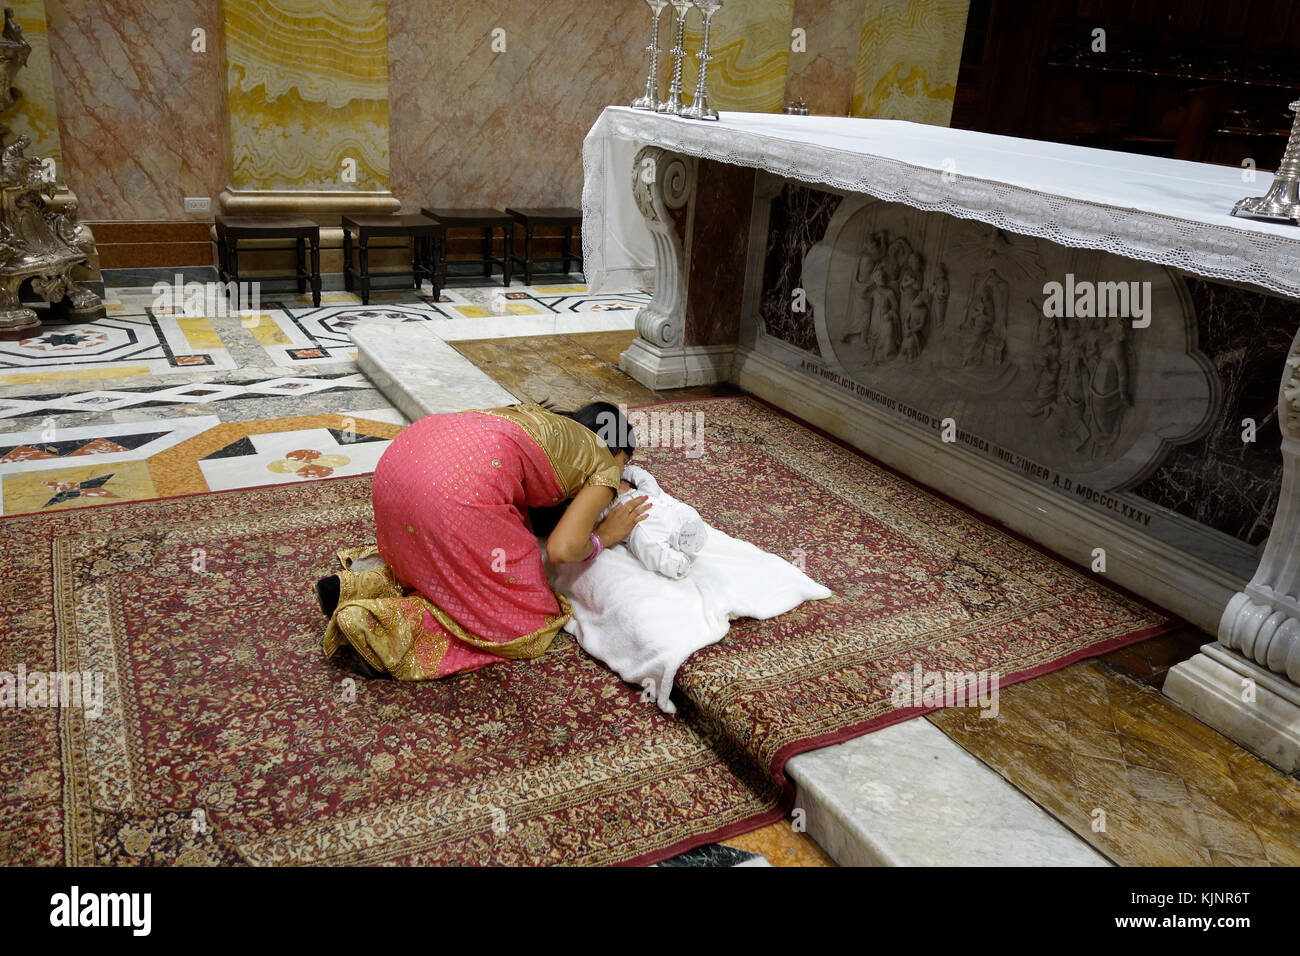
[471,404,621,496]
[321,546,572,680]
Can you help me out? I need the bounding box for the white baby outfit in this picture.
[597,463,707,579]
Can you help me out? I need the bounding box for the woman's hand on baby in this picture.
[597,495,652,547]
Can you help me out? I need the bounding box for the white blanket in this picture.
[546,525,832,714]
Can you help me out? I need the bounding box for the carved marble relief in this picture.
[749,183,1300,558]
[799,195,1215,492]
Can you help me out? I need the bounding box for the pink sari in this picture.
[325,411,573,679]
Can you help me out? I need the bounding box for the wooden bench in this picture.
[419,207,514,287]
[214,215,321,307]
[506,207,583,285]
[341,214,444,304]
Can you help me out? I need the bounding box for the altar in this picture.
[583,106,1300,770]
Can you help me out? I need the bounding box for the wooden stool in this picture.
[215,215,321,307]
[341,214,444,304]
[506,207,583,285]
[420,207,513,286]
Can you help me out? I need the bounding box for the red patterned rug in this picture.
[0,396,1174,865]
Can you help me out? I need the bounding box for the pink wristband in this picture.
[584,532,602,562]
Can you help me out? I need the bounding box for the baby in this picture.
[602,463,707,579]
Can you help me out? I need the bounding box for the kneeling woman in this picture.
[318,401,650,679]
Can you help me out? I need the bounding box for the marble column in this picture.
[1165,322,1300,772]
[217,0,399,224]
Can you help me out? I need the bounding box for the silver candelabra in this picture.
[679,0,723,121]
[1232,100,1300,224]
[657,0,693,115]
[631,0,668,111]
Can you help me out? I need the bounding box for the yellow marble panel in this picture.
[177,316,222,349]
[682,0,795,114]
[245,318,293,347]
[6,1,63,180]
[0,365,149,385]
[4,460,155,514]
[224,0,390,192]
[851,0,969,126]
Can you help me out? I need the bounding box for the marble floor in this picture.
[4,280,1297,867]
[0,281,653,512]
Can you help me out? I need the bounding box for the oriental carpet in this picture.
[0,396,1174,865]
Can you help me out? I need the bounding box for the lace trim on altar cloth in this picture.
[582,108,1300,300]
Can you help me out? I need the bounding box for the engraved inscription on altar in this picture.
[802,196,1216,490]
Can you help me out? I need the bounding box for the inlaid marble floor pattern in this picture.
[0,282,654,513]
[4,285,1296,867]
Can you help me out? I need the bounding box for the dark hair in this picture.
[529,402,636,538]
[555,401,637,460]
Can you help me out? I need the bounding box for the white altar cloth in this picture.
[582,106,1300,298]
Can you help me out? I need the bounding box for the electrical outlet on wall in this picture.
[184,197,211,213]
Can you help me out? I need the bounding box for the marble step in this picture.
[351,323,519,419]
[785,717,1111,866]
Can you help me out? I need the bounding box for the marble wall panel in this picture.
[224,0,390,193]
[45,0,227,221]
[680,0,795,115]
[685,160,755,347]
[40,0,972,221]
[852,0,969,124]
[387,0,648,211]
[784,0,862,116]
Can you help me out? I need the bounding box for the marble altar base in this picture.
[1164,643,1300,774]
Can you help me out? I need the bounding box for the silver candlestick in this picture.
[657,0,693,115]
[631,0,669,111]
[1232,100,1300,224]
[680,0,724,121]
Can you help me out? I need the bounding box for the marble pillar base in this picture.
[786,718,1110,866]
[618,340,734,390]
[732,345,1242,635]
[1163,643,1300,773]
[352,323,518,420]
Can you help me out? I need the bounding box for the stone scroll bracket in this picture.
[631,146,694,350]
[1165,320,1300,772]
[620,149,753,390]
